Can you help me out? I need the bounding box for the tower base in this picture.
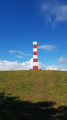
[33,66,38,70]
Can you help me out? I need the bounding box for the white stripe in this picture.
[33,42,37,45]
[33,55,38,58]
[33,48,37,52]
[33,62,38,66]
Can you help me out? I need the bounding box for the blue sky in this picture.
[0,0,67,70]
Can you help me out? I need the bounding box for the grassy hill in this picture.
[0,70,67,120]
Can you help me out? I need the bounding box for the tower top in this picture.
[33,41,37,45]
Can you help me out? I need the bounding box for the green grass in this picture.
[0,70,67,120]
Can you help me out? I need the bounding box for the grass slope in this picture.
[0,70,67,120]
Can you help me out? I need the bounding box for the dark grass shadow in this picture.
[0,93,67,120]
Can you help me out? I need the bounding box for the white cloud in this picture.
[9,50,32,56]
[23,53,32,56]
[39,64,67,71]
[0,60,31,71]
[16,55,23,58]
[0,59,67,71]
[58,57,67,63]
[9,50,24,54]
[9,50,15,54]
[44,65,67,71]
[41,0,67,24]
[38,45,55,51]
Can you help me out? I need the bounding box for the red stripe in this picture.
[33,52,37,55]
[33,66,38,70]
[33,45,37,48]
[33,59,38,62]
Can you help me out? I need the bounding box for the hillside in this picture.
[0,70,67,120]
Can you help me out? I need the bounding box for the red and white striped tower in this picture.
[33,41,38,70]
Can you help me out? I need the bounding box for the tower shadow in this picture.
[0,93,67,120]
